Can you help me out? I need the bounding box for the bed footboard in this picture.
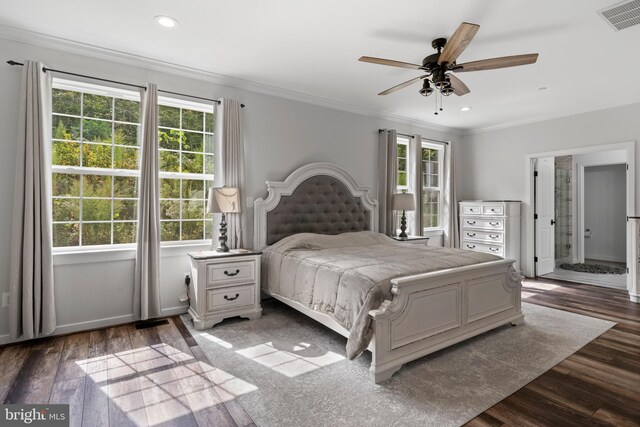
[368,259,523,383]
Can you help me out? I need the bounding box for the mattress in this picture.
[262,231,501,358]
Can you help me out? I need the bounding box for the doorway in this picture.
[523,142,635,298]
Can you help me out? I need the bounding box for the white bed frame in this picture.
[254,162,523,383]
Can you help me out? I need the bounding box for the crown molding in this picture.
[0,24,461,138]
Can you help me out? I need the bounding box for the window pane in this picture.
[53,223,79,247]
[83,223,111,245]
[160,200,180,219]
[82,199,112,221]
[53,116,81,140]
[182,221,204,240]
[159,105,180,128]
[182,200,204,219]
[159,128,181,150]
[53,173,80,197]
[160,150,180,172]
[182,110,203,131]
[204,134,214,153]
[160,179,180,199]
[398,158,406,171]
[182,152,203,174]
[83,175,112,197]
[161,221,180,241]
[114,98,140,123]
[84,94,113,120]
[114,123,139,146]
[182,131,203,152]
[53,141,81,166]
[114,222,136,244]
[114,200,137,221]
[83,143,112,168]
[53,198,80,221]
[397,144,406,157]
[83,119,112,143]
[182,180,205,199]
[52,89,81,116]
[114,146,138,170]
[113,176,137,198]
[204,155,215,174]
[397,171,407,187]
[205,113,214,133]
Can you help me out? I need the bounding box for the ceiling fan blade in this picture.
[454,54,539,72]
[438,22,480,65]
[448,74,470,96]
[378,75,428,95]
[359,56,421,70]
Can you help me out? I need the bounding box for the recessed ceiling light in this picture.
[460,106,471,112]
[538,86,547,91]
[155,15,178,28]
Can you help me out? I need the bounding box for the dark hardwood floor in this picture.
[467,278,640,427]
[0,317,255,427]
[1,278,639,426]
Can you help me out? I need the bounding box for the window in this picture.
[51,80,215,249]
[158,99,215,243]
[421,143,443,230]
[51,79,141,248]
[393,137,444,235]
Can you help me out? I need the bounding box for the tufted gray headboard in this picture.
[253,163,379,250]
[266,175,370,245]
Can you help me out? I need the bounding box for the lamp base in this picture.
[398,210,408,240]
[216,213,230,252]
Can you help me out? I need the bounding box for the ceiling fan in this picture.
[359,22,538,100]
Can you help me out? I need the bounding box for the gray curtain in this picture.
[378,129,397,235]
[215,99,246,249]
[134,83,161,320]
[443,142,459,248]
[9,60,56,340]
[409,134,423,236]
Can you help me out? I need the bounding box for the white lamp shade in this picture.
[207,187,241,214]
[392,193,415,211]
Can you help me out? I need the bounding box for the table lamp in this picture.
[207,187,241,252]
[392,192,415,240]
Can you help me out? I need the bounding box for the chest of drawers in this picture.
[459,201,521,271]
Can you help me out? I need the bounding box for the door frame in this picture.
[523,142,635,292]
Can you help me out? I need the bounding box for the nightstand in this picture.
[188,249,262,330]
[391,236,430,246]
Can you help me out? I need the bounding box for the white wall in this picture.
[584,164,627,262]
[0,37,454,343]
[458,104,640,276]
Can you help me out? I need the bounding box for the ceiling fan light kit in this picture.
[359,22,539,114]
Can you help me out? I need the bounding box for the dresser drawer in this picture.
[482,205,503,215]
[207,285,255,312]
[462,241,504,257]
[462,205,482,215]
[461,218,504,230]
[462,230,504,243]
[207,260,255,287]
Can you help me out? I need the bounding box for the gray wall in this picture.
[0,38,454,343]
[584,164,627,263]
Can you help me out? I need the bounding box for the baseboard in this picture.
[0,305,189,346]
[584,253,626,263]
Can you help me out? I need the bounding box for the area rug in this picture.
[184,301,614,427]
[560,262,626,275]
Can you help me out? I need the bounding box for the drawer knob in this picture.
[490,208,496,212]
[467,221,476,225]
[224,269,240,277]
[489,248,499,252]
[224,293,240,301]
[466,244,476,249]
[489,234,499,239]
[489,222,499,226]
[467,233,476,237]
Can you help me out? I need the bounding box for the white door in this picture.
[535,157,555,275]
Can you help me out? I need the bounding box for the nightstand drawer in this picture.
[207,285,255,312]
[206,261,255,287]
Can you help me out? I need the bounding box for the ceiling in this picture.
[1,0,639,132]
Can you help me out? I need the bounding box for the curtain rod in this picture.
[378,129,449,145]
[7,60,245,108]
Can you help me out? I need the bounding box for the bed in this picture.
[254,162,523,383]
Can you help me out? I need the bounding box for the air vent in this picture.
[598,0,640,31]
